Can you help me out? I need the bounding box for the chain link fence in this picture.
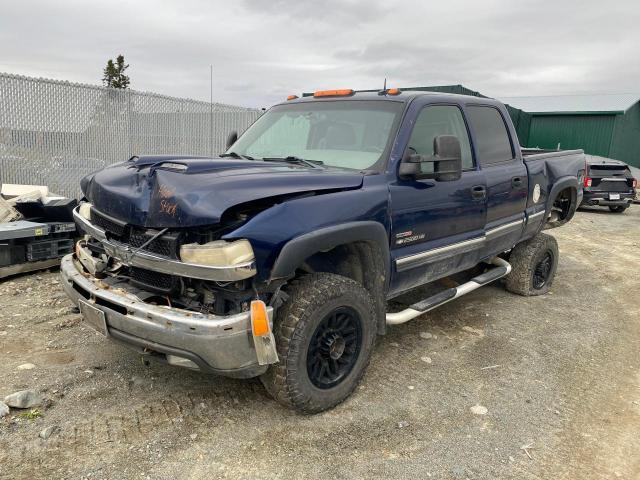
[0,72,263,198]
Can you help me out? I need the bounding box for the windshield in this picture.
[227,100,403,171]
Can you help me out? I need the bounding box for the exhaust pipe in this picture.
[385,257,512,326]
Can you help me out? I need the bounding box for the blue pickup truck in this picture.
[61,89,585,412]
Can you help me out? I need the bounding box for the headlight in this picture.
[78,202,93,221]
[179,239,254,267]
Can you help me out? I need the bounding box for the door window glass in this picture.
[407,105,474,173]
[466,106,514,165]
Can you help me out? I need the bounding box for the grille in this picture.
[91,209,127,237]
[128,229,179,258]
[130,267,178,294]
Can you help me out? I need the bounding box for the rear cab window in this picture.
[466,106,515,166]
[588,164,630,176]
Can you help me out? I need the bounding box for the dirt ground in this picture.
[1,205,639,480]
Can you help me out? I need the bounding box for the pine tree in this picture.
[102,55,130,89]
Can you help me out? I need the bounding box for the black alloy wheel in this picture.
[532,250,554,290]
[306,306,363,389]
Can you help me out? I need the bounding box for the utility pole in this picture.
[209,65,213,157]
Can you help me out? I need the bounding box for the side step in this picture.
[385,257,512,325]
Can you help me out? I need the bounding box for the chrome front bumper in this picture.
[59,254,271,378]
[72,207,256,282]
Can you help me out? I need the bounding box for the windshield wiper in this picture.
[262,156,325,169]
[220,152,255,160]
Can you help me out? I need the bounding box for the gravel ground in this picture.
[1,206,639,480]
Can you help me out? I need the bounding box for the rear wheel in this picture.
[505,233,559,296]
[609,205,627,213]
[260,273,376,413]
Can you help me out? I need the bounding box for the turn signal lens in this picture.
[78,202,93,221]
[287,94,298,101]
[251,300,270,337]
[584,177,592,188]
[313,89,354,98]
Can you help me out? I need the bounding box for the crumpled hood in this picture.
[82,156,364,228]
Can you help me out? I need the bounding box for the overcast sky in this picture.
[2,0,639,108]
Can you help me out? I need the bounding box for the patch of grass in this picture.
[19,409,42,420]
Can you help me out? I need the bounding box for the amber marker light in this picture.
[251,300,270,337]
[313,89,354,97]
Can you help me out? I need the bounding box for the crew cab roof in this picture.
[279,90,505,108]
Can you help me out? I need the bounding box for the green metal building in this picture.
[499,94,640,168]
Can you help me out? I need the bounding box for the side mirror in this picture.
[225,130,238,150]
[399,135,462,182]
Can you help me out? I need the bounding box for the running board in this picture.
[385,257,512,325]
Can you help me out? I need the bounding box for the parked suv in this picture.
[581,156,637,212]
[61,89,586,412]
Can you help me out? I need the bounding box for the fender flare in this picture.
[544,176,579,226]
[269,221,390,288]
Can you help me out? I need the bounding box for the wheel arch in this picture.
[544,177,579,229]
[269,221,390,334]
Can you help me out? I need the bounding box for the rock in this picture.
[419,332,433,340]
[17,363,36,370]
[39,425,60,440]
[451,466,466,478]
[0,401,9,418]
[407,385,415,390]
[4,390,44,409]
[421,356,432,364]
[462,326,485,337]
[470,404,488,415]
[397,420,409,429]
[0,331,7,336]
[189,433,198,440]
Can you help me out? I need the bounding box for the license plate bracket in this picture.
[78,299,108,337]
[609,193,621,200]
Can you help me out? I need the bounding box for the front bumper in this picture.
[59,254,270,378]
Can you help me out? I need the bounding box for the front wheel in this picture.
[260,273,377,413]
[504,233,559,296]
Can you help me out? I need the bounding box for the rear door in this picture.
[388,103,486,296]
[466,105,528,256]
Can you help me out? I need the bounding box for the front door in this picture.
[388,104,486,296]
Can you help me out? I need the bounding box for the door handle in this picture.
[511,176,523,188]
[471,185,486,199]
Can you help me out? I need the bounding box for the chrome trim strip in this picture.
[73,207,256,281]
[527,210,546,221]
[601,178,628,182]
[396,218,527,271]
[396,236,484,269]
[485,219,524,239]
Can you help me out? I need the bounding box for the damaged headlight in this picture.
[179,239,255,267]
[78,202,93,221]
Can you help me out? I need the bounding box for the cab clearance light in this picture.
[313,89,354,98]
[584,177,592,188]
[387,88,401,95]
[287,94,298,101]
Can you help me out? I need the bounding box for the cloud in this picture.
[1,0,638,107]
